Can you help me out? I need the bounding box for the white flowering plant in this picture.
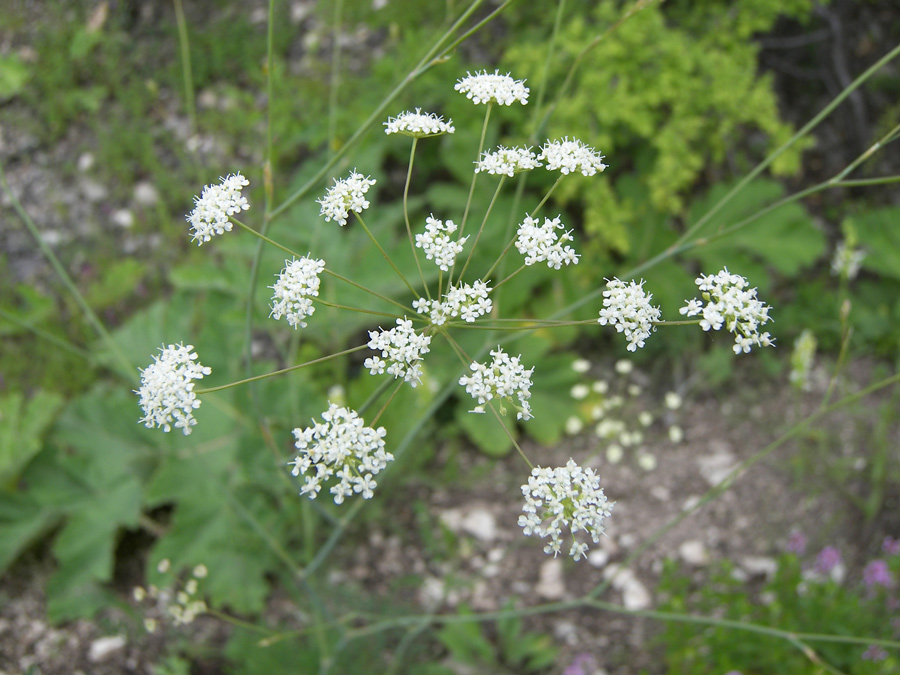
[4,2,900,672]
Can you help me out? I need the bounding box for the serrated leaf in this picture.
[0,390,64,488]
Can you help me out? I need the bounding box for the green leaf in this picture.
[847,207,900,282]
[0,390,64,488]
[436,612,496,667]
[456,405,515,457]
[0,54,30,101]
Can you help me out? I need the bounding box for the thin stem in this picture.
[403,138,430,296]
[327,0,345,151]
[354,213,419,298]
[456,176,505,280]
[530,174,563,217]
[0,162,136,382]
[323,268,413,313]
[232,217,302,259]
[172,0,197,137]
[370,380,404,426]
[196,344,368,394]
[315,299,405,320]
[491,264,527,291]
[0,307,92,362]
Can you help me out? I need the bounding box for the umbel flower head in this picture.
[459,347,534,420]
[598,278,662,352]
[187,173,250,245]
[518,459,614,561]
[290,403,392,505]
[136,343,211,435]
[413,280,492,325]
[539,138,607,176]
[364,317,433,387]
[384,108,455,137]
[679,268,774,354]
[475,146,541,176]
[454,69,530,106]
[415,216,468,271]
[515,215,579,269]
[317,170,376,226]
[269,255,326,329]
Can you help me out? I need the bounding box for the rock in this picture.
[740,555,778,579]
[460,507,497,543]
[88,635,125,663]
[621,577,652,610]
[679,540,710,566]
[697,450,739,487]
[535,558,566,600]
[133,181,159,206]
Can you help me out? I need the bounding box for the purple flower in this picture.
[815,546,842,574]
[861,645,888,661]
[863,559,894,590]
[563,653,597,675]
[882,536,900,556]
[786,531,807,555]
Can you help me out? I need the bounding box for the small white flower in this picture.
[571,358,591,374]
[668,425,684,443]
[638,411,653,427]
[570,384,590,400]
[269,256,326,329]
[187,173,250,245]
[515,215,579,269]
[679,268,774,354]
[606,444,624,463]
[414,280,492,325]
[459,347,534,420]
[664,392,682,410]
[384,108,455,137]
[637,453,657,471]
[831,240,865,280]
[598,279,662,352]
[415,216,468,271]
[136,343,211,435]
[454,69,529,106]
[475,146,541,176]
[317,170,376,226]
[564,416,584,435]
[289,404,392,505]
[518,459,614,561]
[539,138,607,176]
[364,317,432,387]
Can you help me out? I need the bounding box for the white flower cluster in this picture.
[317,170,376,226]
[679,268,774,354]
[364,317,432,387]
[518,459,614,560]
[454,69,530,106]
[598,278,662,352]
[459,347,534,420]
[133,561,209,633]
[515,215,579,269]
[289,404,392,505]
[475,146,541,176]
[539,138,607,176]
[415,216,468,271]
[137,343,211,435]
[187,173,250,245]
[384,108,455,137]
[269,256,326,329]
[831,240,865,280]
[413,281,492,325]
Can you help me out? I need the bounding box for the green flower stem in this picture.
[221,486,302,576]
[456,176,505,281]
[322,268,412,313]
[403,137,430,297]
[314,299,405,321]
[449,102,493,287]
[326,0,345,151]
[530,173,563,217]
[354,213,420,298]
[0,162,136,383]
[444,318,597,331]
[829,121,900,183]
[370,380,404,426]
[232,217,302,259]
[491,264,527,291]
[481,235,519,282]
[172,0,196,137]
[196,344,368,394]
[835,175,900,187]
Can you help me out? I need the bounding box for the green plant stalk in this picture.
[0,307,92,362]
[402,137,430,297]
[0,162,136,383]
[315,299,404,320]
[354,213,419,298]
[457,175,505,280]
[865,391,898,521]
[172,0,197,137]
[322,269,412,313]
[456,103,492,240]
[196,344,368,394]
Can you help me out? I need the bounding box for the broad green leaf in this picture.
[0,390,64,488]
[456,405,515,457]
